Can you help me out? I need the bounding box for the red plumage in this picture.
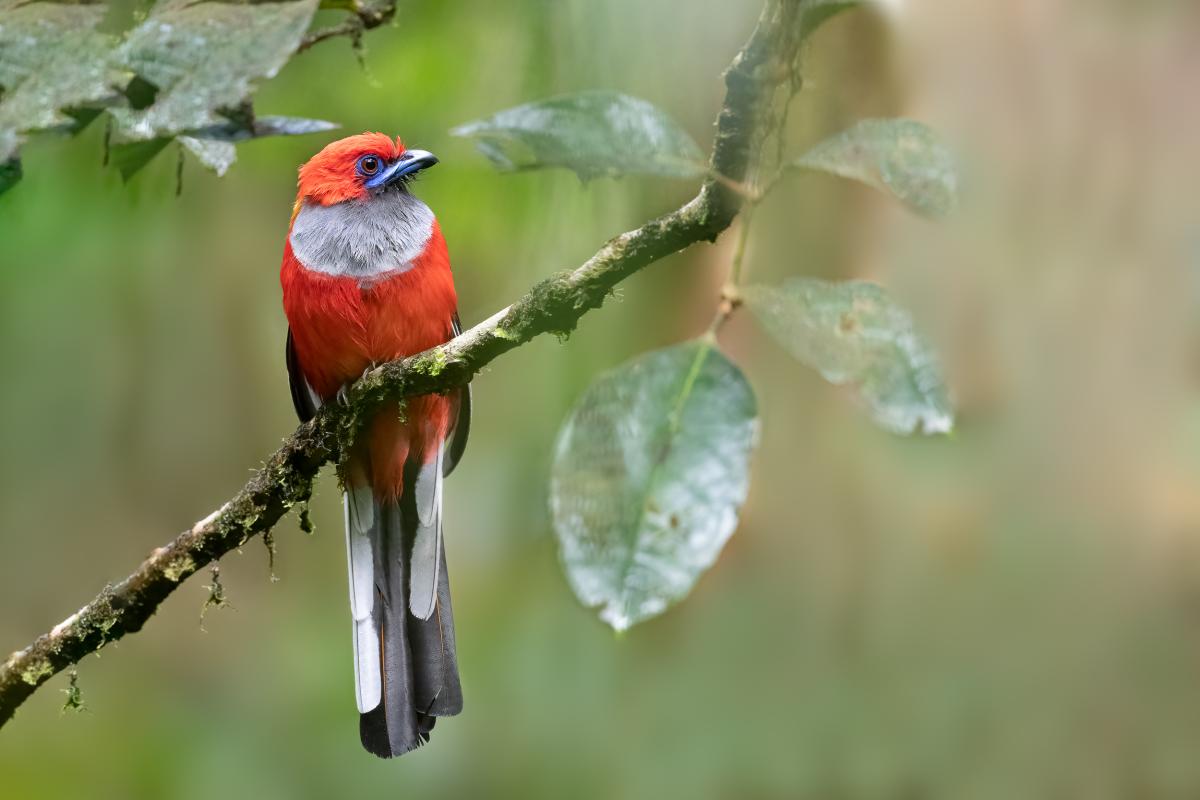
[281,134,459,500]
[296,132,403,205]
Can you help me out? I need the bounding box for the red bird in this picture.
[280,133,469,758]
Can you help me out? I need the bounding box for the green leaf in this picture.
[451,90,706,181]
[743,278,953,435]
[110,0,318,140]
[178,135,236,175]
[0,155,21,196]
[109,137,172,181]
[61,106,105,136]
[551,341,758,631]
[179,115,336,176]
[794,119,958,218]
[0,3,117,147]
[115,113,335,179]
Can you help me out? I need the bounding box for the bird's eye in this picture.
[357,155,381,176]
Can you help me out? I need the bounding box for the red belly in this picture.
[281,223,458,498]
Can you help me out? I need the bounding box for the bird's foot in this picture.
[336,364,378,406]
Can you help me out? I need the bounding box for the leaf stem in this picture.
[728,203,756,287]
[708,186,756,336]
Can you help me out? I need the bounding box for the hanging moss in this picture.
[61,670,83,713]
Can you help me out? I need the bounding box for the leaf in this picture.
[118,114,334,178]
[743,278,953,435]
[61,106,105,136]
[252,115,338,138]
[551,341,759,631]
[0,3,117,143]
[178,135,236,175]
[109,137,172,181]
[451,90,705,181]
[110,0,318,140]
[794,119,958,218]
[179,115,336,176]
[0,155,20,196]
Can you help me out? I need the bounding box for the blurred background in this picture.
[4,0,1200,797]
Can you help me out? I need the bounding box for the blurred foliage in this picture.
[1,0,1200,798]
[451,91,706,180]
[791,118,957,218]
[743,278,953,435]
[799,0,867,40]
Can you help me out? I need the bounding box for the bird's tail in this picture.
[344,461,462,758]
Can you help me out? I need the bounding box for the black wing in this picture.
[286,328,319,423]
[443,313,471,477]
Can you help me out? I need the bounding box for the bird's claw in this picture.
[336,364,377,407]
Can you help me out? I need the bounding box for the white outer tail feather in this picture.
[408,446,444,621]
[345,487,382,713]
[344,440,446,714]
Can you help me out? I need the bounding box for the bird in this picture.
[279,133,469,758]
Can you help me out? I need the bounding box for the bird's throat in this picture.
[289,191,435,282]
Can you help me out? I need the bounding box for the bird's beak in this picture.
[364,149,439,189]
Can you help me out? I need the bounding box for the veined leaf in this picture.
[0,3,117,153]
[451,91,705,181]
[743,278,953,435]
[110,0,318,140]
[551,341,758,631]
[794,119,958,218]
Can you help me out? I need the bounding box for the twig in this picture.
[0,0,804,729]
[298,0,395,54]
[298,17,364,53]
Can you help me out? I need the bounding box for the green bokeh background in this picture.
[4,1,1200,798]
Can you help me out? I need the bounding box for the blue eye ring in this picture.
[356,154,382,177]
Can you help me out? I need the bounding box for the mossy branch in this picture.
[0,0,803,729]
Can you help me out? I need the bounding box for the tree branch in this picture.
[0,0,802,728]
[298,0,396,53]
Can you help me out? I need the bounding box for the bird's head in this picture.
[295,132,439,207]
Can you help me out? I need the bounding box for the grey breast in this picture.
[289,191,435,280]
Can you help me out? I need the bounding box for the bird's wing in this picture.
[286,327,320,422]
[443,313,471,477]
